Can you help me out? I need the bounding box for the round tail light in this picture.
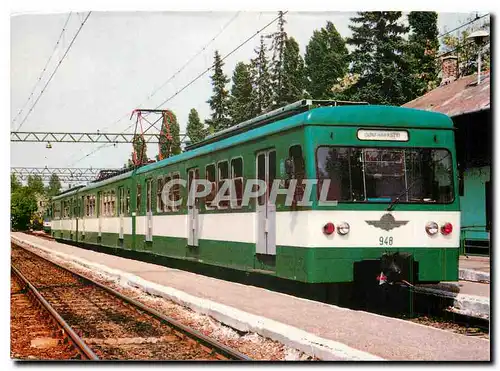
[425,221,439,236]
[323,222,335,235]
[337,222,350,235]
[441,222,453,235]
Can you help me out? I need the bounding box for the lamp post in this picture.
[467,29,490,84]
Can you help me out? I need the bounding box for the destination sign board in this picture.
[357,130,409,141]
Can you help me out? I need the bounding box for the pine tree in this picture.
[186,108,205,144]
[249,36,273,116]
[46,173,61,197]
[346,12,412,105]
[407,12,440,95]
[304,21,349,99]
[267,11,287,108]
[229,62,253,124]
[206,50,230,132]
[281,37,307,104]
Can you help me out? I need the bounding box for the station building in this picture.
[403,56,491,255]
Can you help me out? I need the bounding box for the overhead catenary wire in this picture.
[12,12,73,127]
[154,12,288,112]
[68,12,282,167]
[66,12,240,167]
[99,12,240,133]
[15,11,92,132]
[437,12,489,39]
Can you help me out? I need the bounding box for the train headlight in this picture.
[441,222,453,235]
[323,222,335,235]
[337,222,350,235]
[425,222,439,235]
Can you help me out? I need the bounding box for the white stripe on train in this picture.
[51,210,460,248]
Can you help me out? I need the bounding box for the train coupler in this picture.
[377,252,414,286]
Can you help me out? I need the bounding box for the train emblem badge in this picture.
[365,213,409,231]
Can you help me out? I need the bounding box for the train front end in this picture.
[303,106,460,285]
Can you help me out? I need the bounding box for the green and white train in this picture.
[49,100,460,285]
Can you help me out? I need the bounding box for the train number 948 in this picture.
[379,236,393,246]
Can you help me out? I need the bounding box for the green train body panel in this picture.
[50,104,460,284]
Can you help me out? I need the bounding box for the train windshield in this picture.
[316,147,454,204]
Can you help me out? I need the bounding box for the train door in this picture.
[187,168,200,247]
[97,191,102,239]
[145,179,153,242]
[81,196,85,239]
[118,187,124,241]
[74,197,79,242]
[256,150,276,255]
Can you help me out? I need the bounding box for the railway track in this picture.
[10,267,98,360]
[11,244,251,361]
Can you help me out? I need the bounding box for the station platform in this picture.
[459,255,490,283]
[11,233,490,361]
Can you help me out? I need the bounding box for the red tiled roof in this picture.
[403,72,490,117]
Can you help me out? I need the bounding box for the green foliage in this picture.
[407,11,440,95]
[206,50,231,132]
[229,62,253,124]
[249,36,273,116]
[345,12,412,105]
[186,108,206,144]
[281,37,307,104]
[132,134,148,165]
[304,21,349,99]
[442,16,490,77]
[11,186,38,231]
[46,173,61,197]
[158,112,175,159]
[159,111,181,158]
[11,173,22,193]
[267,11,288,109]
[27,174,45,194]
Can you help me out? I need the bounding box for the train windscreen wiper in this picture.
[386,152,452,212]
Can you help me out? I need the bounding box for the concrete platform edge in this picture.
[11,235,384,361]
[459,268,490,284]
[414,286,490,320]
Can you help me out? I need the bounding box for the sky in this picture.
[10,10,490,186]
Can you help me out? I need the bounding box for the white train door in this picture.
[187,168,199,247]
[256,150,276,255]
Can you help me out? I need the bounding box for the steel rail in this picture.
[12,242,252,361]
[10,264,100,360]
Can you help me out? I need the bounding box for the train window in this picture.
[163,175,171,212]
[136,184,142,214]
[231,158,243,208]
[157,177,164,212]
[146,179,152,213]
[91,195,95,217]
[97,192,101,217]
[206,164,216,209]
[217,161,229,209]
[112,191,116,216]
[118,187,124,216]
[172,173,180,211]
[126,188,130,216]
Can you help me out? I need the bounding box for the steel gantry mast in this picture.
[11,167,118,182]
